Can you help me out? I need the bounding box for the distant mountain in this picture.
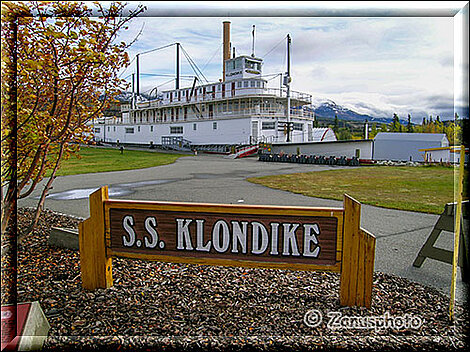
[311,100,398,124]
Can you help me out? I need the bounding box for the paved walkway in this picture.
[19,154,468,301]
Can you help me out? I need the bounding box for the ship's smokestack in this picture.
[223,21,231,81]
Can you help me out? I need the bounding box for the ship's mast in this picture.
[286,34,292,142]
[136,54,140,96]
[176,43,180,89]
[131,73,136,109]
[251,25,256,57]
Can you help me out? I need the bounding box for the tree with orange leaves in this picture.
[1,1,145,234]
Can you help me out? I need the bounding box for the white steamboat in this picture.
[92,21,336,152]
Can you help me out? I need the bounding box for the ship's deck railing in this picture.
[107,106,314,125]
[121,87,312,112]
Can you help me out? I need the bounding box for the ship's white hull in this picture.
[91,115,334,147]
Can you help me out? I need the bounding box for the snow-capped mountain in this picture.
[311,99,396,123]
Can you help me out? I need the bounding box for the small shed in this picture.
[373,133,449,162]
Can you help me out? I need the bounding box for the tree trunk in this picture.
[24,143,65,237]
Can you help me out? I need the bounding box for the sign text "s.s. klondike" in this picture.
[109,209,339,266]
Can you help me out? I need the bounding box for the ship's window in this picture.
[125,127,134,134]
[137,126,141,132]
[293,123,303,131]
[94,128,100,133]
[193,123,197,131]
[170,126,183,134]
[217,85,221,91]
[243,81,248,88]
[237,81,242,88]
[262,122,275,130]
[213,122,217,130]
[256,81,260,87]
[150,126,153,132]
[107,126,110,132]
[114,127,116,132]
[251,81,256,87]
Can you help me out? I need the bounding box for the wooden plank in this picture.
[79,219,93,289]
[346,201,361,307]
[79,187,112,290]
[105,199,344,217]
[339,194,361,307]
[355,229,366,306]
[363,228,376,309]
[336,213,344,262]
[107,249,342,272]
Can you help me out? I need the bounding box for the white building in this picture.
[373,132,449,162]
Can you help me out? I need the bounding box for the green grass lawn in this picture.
[50,146,185,176]
[248,165,463,214]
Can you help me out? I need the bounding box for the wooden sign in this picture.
[79,187,376,308]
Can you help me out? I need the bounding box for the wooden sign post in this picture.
[79,187,375,308]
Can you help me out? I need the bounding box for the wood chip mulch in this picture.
[3,208,469,351]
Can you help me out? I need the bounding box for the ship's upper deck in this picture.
[122,77,312,112]
[122,54,312,112]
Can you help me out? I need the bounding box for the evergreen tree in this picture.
[391,113,401,132]
[333,114,339,133]
[407,114,413,132]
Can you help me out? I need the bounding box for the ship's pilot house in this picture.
[224,55,263,81]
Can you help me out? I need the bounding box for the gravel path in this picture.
[8,208,469,351]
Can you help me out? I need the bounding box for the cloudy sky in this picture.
[115,2,468,122]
